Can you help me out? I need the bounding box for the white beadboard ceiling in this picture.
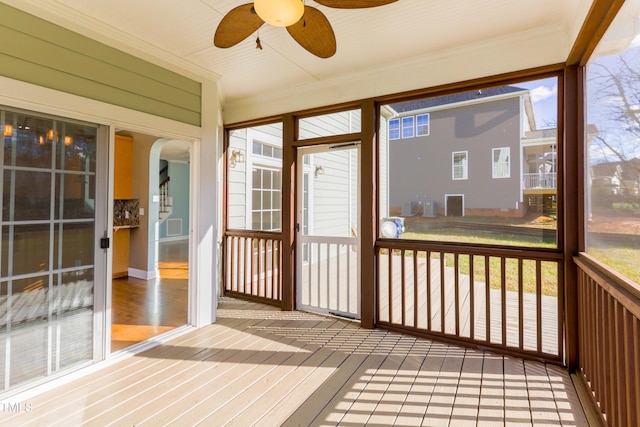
[7,0,593,122]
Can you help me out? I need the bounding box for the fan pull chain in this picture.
[255,27,262,50]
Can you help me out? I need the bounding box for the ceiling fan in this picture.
[213,0,398,58]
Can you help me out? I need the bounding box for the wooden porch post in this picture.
[563,65,581,371]
[281,114,296,311]
[360,100,377,329]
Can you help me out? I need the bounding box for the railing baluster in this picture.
[536,259,542,353]
[440,252,445,334]
[240,237,246,294]
[426,250,431,332]
[413,251,418,328]
[518,258,524,350]
[317,242,321,308]
[278,240,282,300]
[608,294,618,426]
[229,237,235,292]
[615,302,626,427]
[485,256,491,343]
[388,249,393,324]
[469,254,474,340]
[597,285,606,416]
[347,243,351,313]
[590,276,599,404]
[307,243,312,305]
[401,249,406,326]
[454,253,460,337]
[251,238,257,295]
[326,242,331,310]
[262,238,267,297]
[501,257,507,346]
[270,239,275,299]
[634,316,640,426]
[337,243,341,312]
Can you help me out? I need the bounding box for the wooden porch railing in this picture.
[376,240,564,362]
[575,254,640,427]
[223,230,283,305]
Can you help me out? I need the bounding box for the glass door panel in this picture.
[0,109,101,393]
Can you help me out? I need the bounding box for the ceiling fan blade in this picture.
[287,6,336,58]
[314,0,398,8]
[214,4,263,48]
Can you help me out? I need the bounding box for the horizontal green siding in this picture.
[0,3,201,126]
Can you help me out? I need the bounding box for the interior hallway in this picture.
[111,240,189,351]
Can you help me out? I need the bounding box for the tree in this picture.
[588,45,640,208]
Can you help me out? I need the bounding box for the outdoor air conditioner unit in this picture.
[422,201,437,217]
[401,201,413,216]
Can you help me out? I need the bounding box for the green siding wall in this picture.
[0,3,201,126]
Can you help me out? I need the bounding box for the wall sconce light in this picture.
[229,149,245,168]
[314,165,324,178]
[3,124,13,137]
[46,129,58,141]
[39,135,45,145]
[64,135,73,146]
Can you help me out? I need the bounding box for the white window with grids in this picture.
[252,140,282,160]
[251,167,282,231]
[389,118,400,140]
[401,116,414,138]
[492,147,510,178]
[416,113,430,136]
[246,130,283,231]
[452,151,468,180]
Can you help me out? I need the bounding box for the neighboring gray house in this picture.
[382,86,554,218]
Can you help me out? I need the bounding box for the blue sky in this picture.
[517,78,558,130]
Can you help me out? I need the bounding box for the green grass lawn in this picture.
[401,227,557,248]
[587,247,640,285]
[394,226,640,294]
[393,226,559,296]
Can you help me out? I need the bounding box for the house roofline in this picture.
[385,88,530,118]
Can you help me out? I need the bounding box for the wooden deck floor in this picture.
[2,297,587,426]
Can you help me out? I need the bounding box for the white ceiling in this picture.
[8,0,593,122]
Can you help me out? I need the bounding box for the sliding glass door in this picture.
[0,108,106,393]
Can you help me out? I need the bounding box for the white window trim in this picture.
[452,151,468,180]
[492,147,511,179]
[416,113,430,136]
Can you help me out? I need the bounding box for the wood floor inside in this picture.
[111,240,189,351]
[4,297,588,426]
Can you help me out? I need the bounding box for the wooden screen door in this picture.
[296,143,361,320]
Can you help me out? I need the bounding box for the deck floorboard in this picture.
[2,297,587,427]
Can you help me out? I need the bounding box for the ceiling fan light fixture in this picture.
[254,0,304,27]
